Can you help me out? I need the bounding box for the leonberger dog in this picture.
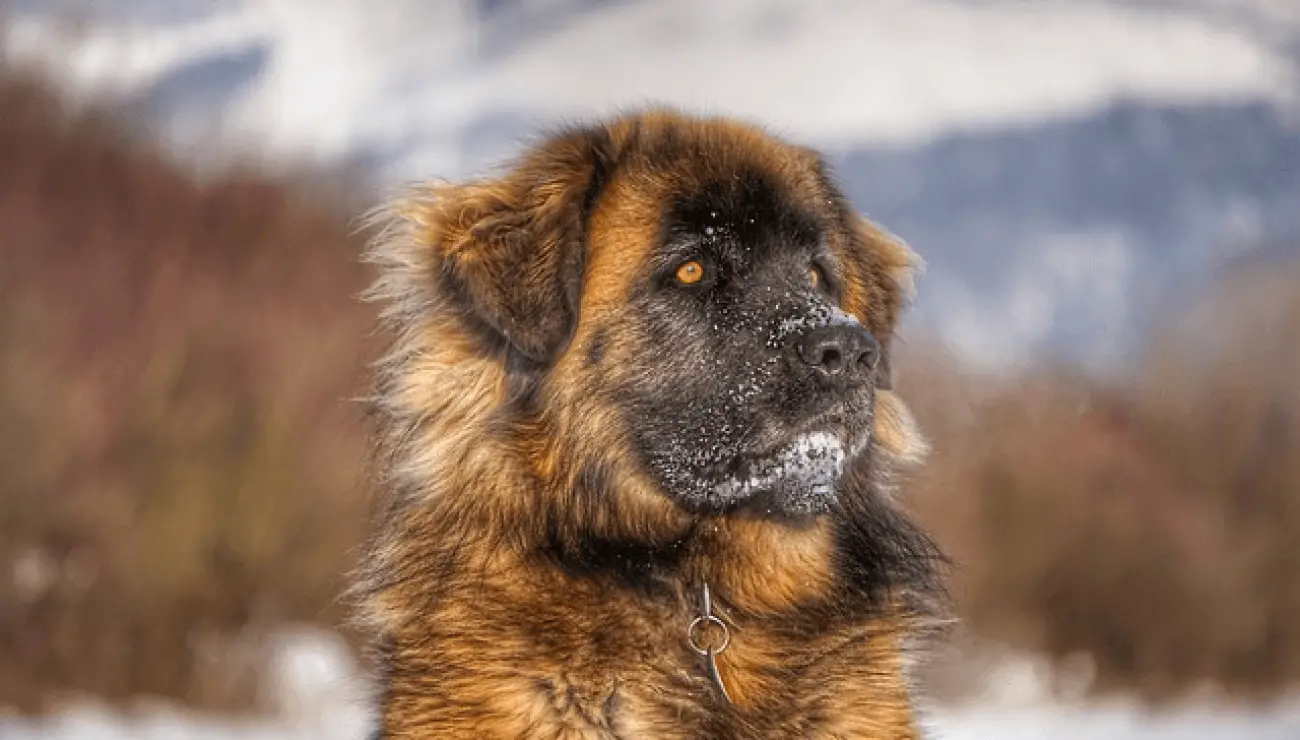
[355,110,948,739]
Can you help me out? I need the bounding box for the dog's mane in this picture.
[351,117,956,739]
[353,193,946,637]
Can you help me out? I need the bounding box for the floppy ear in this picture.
[805,156,920,392]
[851,215,922,330]
[842,211,923,386]
[420,127,615,363]
[874,388,929,466]
[848,214,929,464]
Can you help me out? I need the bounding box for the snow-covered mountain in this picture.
[3,0,1298,366]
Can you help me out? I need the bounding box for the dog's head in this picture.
[389,110,924,520]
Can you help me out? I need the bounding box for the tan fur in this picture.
[355,110,945,738]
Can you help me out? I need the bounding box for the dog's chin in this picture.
[702,428,869,518]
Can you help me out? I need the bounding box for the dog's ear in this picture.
[838,210,922,389]
[417,127,616,363]
[873,387,929,466]
[849,214,922,338]
[846,213,929,464]
[806,156,920,392]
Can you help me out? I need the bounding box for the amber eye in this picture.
[810,264,825,290]
[675,260,706,285]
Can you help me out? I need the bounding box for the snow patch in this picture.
[712,430,850,513]
[0,627,375,740]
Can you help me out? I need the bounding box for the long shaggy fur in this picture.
[353,110,949,739]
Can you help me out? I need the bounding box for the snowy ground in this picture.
[7,701,1300,740]
[5,691,1300,740]
[3,630,1299,739]
[933,701,1300,740]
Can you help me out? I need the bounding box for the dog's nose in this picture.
[794,324,881,380]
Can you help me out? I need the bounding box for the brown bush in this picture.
[905,257,1300,700]
[0,69,374,712]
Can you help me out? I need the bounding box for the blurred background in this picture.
[1,1,1298,738]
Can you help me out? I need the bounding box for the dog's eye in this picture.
[675,260,706,286]
[809,264,827,291]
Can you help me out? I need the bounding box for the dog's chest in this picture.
[380,578,920,738]
[523,616,910,740]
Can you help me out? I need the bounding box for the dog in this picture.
[355,109,947,739]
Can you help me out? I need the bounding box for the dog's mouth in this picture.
[704,412,873,515]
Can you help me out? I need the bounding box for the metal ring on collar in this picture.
[687,614,731,655]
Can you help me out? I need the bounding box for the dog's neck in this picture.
[523,422,847,620]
